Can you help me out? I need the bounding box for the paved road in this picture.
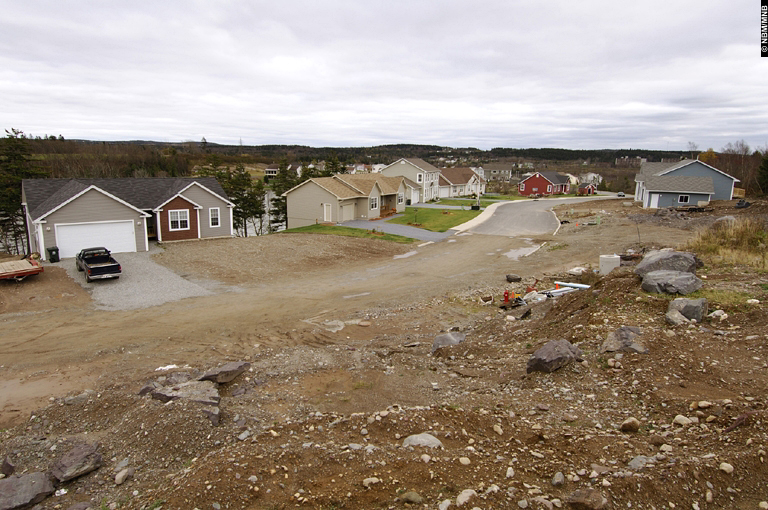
[340,217,452,242]
[456,196,612,237]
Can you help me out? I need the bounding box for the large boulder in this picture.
[641,270,702,295]
[634,250,697,277]
[431,332,466,353]
[527,339,583,374]
[668,298,708,322]
[51,443,102,482]
[600,326,647,354]
[152,380,220,406]
[402,433,443,448]
[0,472,54,510]
[199,361,251,384]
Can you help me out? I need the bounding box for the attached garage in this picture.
[55,221,138,259]
[342,204,355,222]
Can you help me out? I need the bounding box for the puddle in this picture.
[503,238,542,260]
[394,251,418,259]
[343,292,371,299]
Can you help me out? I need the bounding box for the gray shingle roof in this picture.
[23,177,230,220]
[538,172,570,185]
[644,176,714,194]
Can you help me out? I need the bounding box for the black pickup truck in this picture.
[75,247,122,283]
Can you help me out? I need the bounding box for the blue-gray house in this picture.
[634,160,739,209]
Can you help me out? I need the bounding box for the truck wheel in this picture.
[77,264,83,272]
[85,275,91,283]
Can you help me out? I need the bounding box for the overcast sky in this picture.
[1,1,765,151]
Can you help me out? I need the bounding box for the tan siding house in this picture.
[284,174,406,229]
[379,158,441,202]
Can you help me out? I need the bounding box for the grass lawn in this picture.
[281,224,417,243]
[387,207,482,232]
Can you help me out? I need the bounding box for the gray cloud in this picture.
[1,0,764,151]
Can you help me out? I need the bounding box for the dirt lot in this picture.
[1,198,767,509]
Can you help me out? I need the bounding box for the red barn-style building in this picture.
[518,172,571,197]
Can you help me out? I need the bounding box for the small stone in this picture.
[660,444,673,453]
[421,454,431,463]
[459,457,471,465]
[620,417,640,433]
[506,467,515,478]
[403,433,443,449]
[697,400,712,409]
[673,414,692,426]
[518,499,529,508]
[552,472,565,486]
[456,489,477,506]
[401,491,423,504]
[758,501,768,509]
[706,490,713,503]
[115,467,134,485]
[719,462,733,474]
[493,424,503,435]
[439,500,452,510]
[362,477,380,488]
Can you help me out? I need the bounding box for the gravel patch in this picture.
[54,244,220,311]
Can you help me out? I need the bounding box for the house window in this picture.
[169,210,189,231]
[209,207,220,227]
[678,195,690,204]
[520,183,525,191]
[370,197,378,210]
[547,185,553,193]
[397,193,404,204]
[417,174,423,183]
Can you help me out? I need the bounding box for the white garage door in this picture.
[55,221,137,259]
[342,204,354,221]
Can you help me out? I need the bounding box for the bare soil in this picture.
[1,198,767,509]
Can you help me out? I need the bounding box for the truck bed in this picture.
[0,259,44,280]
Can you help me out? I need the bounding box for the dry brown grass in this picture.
[685,217,768,269]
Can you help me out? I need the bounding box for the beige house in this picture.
[284,174,406,229]
[437,167,487,198]
[379,158,441,202]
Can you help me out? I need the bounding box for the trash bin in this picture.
[47,246,60,263]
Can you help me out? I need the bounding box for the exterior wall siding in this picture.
[648,192,711,209]
[42,189,146,252]
[665,162,735,201]
[159,196,199,242]
[179,186,233,238]
[285,183,339,229]
[519,175,554,196]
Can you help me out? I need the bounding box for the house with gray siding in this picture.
[379,158,441,202]
[22,178,234,260]
[283,174,406,229]
[634,160,738,208]
[642,176,714,209]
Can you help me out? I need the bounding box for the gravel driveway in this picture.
[53,244,221,311]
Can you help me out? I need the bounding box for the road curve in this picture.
[456,196,611,237]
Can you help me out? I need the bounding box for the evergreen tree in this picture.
[0,129,46,254]
[758,155,768,195]
[269,159,299,230]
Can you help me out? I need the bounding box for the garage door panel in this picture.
[56,221,137,259]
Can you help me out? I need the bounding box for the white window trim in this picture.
[520,183,525,191]
[370,197,378,210]
[209,207,220,228]
[397,193,404,204]
[678,195,690,204]
[169,209,190,231]
[417,173,423,183]
[547,185,553,193]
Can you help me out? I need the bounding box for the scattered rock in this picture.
[565,488,609,509]
[634,250,698,277]
[601,326,647,354]
[665,309,690,326]
[0,472,55,510]
[51,443,103,482]
[362,477,380,488]
[641,270,703,295]
[627,455,649,471]
[202,405,221,426]
[459,457,471,465]
[0,458,14,478]
[114,467,134,485]
[432,332,466,353]
[199,361,251,384]
[620,417,641,433]
[506,274,522,282]
[668,298,708,322]
[673,414,692,426]
[402,433,443,449]
[456,489,477,507]
[552,471,565,486]
[151,380,221,406]
[719,462,734,474]
[401,491,423,504]
[526,339,583,373]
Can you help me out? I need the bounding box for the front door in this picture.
[649,194,659,209]
[323,203,332,222]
